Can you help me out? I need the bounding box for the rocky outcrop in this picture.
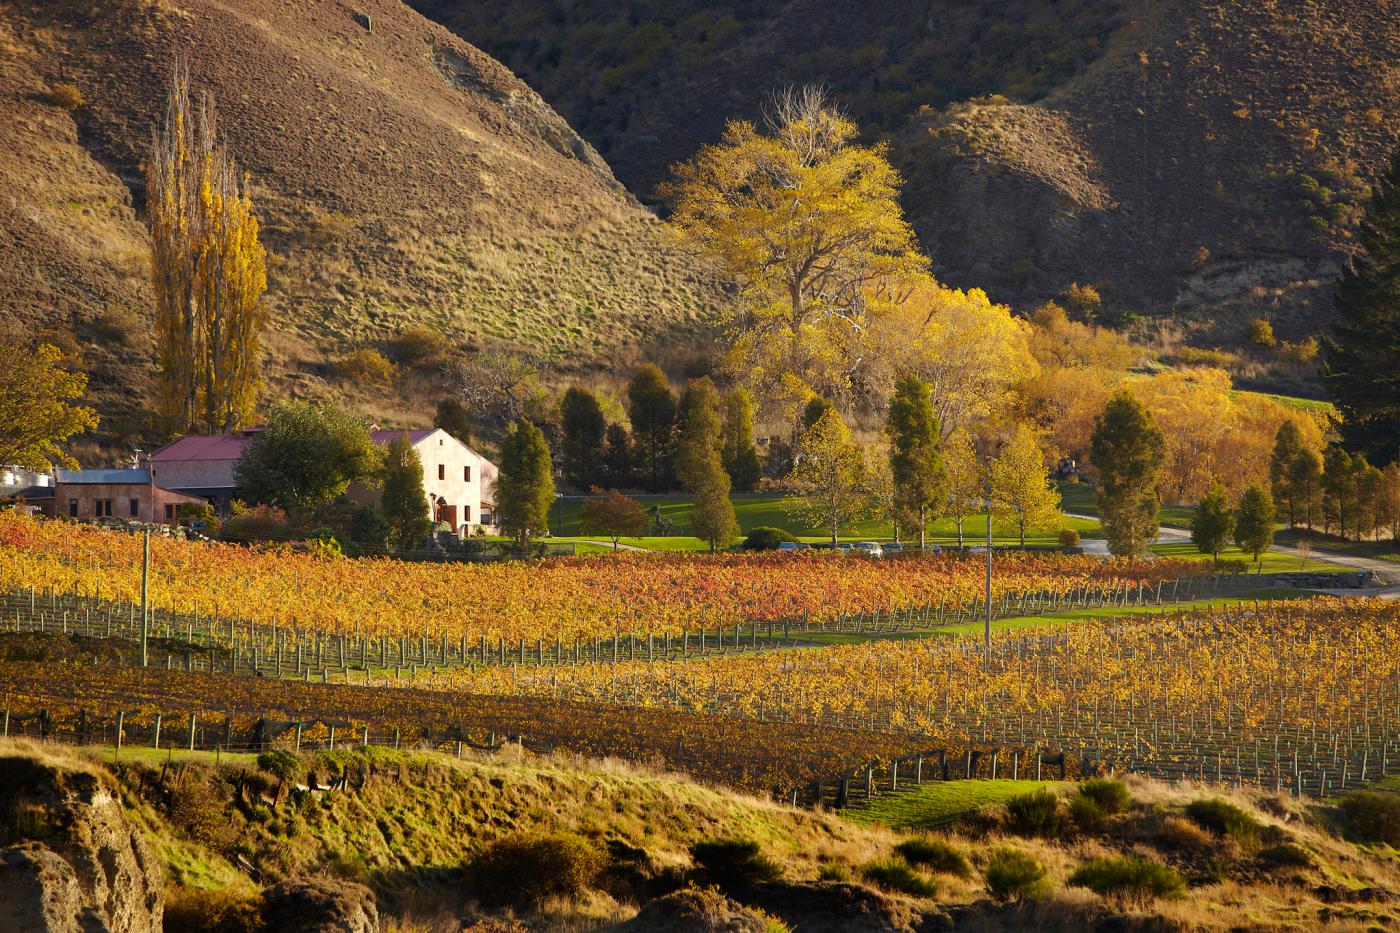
[0,749,163,932]
[617,887,769,933]
[261,877,380,933]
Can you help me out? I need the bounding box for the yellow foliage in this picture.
[0,340,99,470]
[337,348,396,387]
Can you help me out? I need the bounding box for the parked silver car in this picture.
[854,541,884,558]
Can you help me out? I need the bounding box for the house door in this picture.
[437,503,457,528]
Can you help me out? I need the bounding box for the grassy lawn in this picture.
[846,779,1058,830]
[1148,540,1347,573]
[74,745,261,767]
[1059,481,1193,527]
[551,492,1097,551]
[1233,389,1337,419]
[1275,528,1399,565]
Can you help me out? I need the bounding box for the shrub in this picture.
[87,309,135,346]
[222,503,293,542]
[390,325,449,368]
[984,847,1051,901]
[1057,528,1080,548]
[1247,318,1276,347]
[1005,788,1064,837]
[894,836,971,878]
[1259,842,1313,868]
[45,82,85,111]
[337,348,395,387]
[1078,778,1131,814]
[1067,856,1185,902]
[741,526,797,550]
[162,885,262,933]
[1159,814,1214,850]
[1184,798,1262,846]
[690,838,783,889]
[166,772,234,850]
[817,863,849,882]
[1340,791,1400,846]
[256,750,301,784]
[860,857,938,898]
[467,832,604,908]
[1069,794,1106,831]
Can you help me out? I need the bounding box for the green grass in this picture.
[847,780,1057,830]
[1233,389,1337,419]
[75,745,261,768]
[552,492,1097,551]
[1058,482,1193,528]
[1148,541,1346,573]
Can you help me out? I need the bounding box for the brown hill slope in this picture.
[0,0,714,427]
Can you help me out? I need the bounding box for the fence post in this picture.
[2,708,7,738]
[294,722,303,752]
[188,714,197,751]
[361,726,369,748]
[328,725,336,751]
[115,711,125,758]
[152,714,162,750]
[392,728,400,750]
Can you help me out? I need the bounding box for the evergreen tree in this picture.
[800,396,834,433]
[885,375,948,548]
[626,365,677,491]
[494,419,555,556]
[434,397,472,446]
[721,388,763,493]
[1234,483,1276,562]
[1289,447,1323,529]
[559,386,606,491]
[989,425,1061,548]
[1323,147,1400,466]
[1322,445,1359,538]
[380,432,431,548]
[1089,390,1165,556]
[675,378,739,552]
[601,424,634,489]
[1268,420,1304,526]
[1190,480,1235,562]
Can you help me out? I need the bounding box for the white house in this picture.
[150,427,497,536]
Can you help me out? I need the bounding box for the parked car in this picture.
[854,541,884,558]
[883,542,903,555]
[776,541,809,553]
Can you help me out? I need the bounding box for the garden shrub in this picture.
[1340,790,1400,846]
[894,836,971,878]
[467,832,605,907]
[1068,856,1185,901]
[984,847,1051,901]
[1058,528,1081,548]
[1005,787,1064,837]
[690,837,783,889]
[859,857,938,897]
[1184,798,1262,845]
[1078,778,1131,814]
[741,526,797,550]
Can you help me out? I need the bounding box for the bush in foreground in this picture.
[467,832,604,908]
[1340,791,1400,846]
[690,837,783,889]
[894,836,972,878]
[1184,798,1263,846]
[860,857,938,898]
[1068,856,1185,903]
[163,886,262,933]
[1005,788,1064,837]
[741,526,797,550]
[1078,778,1131,814]
[984,847,1051,901]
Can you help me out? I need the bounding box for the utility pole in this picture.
[984,493,992,671]
[140,529,150,667]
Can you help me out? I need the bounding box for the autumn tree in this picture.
[578,487,648,550]
[721,388,762,493]
[1234,484,1276,561]
[380,433,431,548]
[1323,147,1400,466]
[434,397,472,446]
[786,407,868,545]
[0,338,98,470]
[885,375,947,547]
[627,365,677,491]
[560,386,606,491]
[148,60,267,434]
[989,426,1061,548]
[1381,462,1400,543]
[233,402,381,517]
[1191,481,1235,562]
[675,378,739,552]
[943,426,982,546]
[1090,390,1165,556]
[666,87,926,414]
[493,419,555,556]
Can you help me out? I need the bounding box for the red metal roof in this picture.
[151,428,441,462]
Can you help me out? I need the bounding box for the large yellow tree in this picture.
[148,60,268,435]
[666,87,926,416]
[0,338,98,470]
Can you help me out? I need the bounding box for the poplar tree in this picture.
[1191,481,1235,562]
[1323,147,1400,466]
[675,378,739,552]
[721,388,763,493]
[1090,390,1165,556]
[148,59,268,434]
[381,433,431,548]
[494,420,555,556]
[885,375,947,547]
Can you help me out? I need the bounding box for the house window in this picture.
[164,503,175,522]
[463,465,471,483]
[464,504,471,523]
[94,499,113,518]
[68,499,78,518]
[129,498,140,518]
[438,464,445,481]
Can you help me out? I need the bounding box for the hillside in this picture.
[416,0,1400,344]
[0,0,716,430]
